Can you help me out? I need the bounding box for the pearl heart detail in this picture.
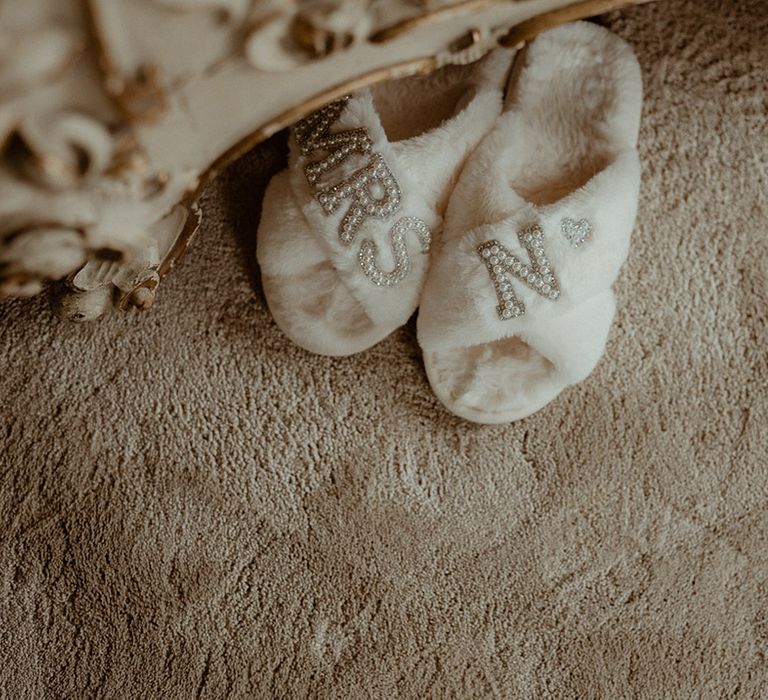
[561,217,592,248]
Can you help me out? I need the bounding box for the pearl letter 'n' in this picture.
[477,224,561,320]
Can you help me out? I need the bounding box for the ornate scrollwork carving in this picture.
[0,0,651,316]
[0,19,116,297]
[0,3,190,302]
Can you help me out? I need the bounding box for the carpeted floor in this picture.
[2,0,767,697]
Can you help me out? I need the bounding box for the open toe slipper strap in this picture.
[419,149,641,385]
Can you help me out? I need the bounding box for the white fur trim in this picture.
[417,22,643,423]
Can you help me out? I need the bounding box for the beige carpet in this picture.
[2,1,767,697]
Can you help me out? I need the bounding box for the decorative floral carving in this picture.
[0,25,97,296]
[0,9,175,300]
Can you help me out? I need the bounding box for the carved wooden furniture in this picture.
[0,0,652,320]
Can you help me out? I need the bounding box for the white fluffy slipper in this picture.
[417,22,643,423]
[256,51,512,356]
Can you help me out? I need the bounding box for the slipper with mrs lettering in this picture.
[256,51,512,356]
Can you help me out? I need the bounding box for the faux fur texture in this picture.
[256,51,512,356]
[1,1,767,697]
[418,22,643,423]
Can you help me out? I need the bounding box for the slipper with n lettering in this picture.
[417,22,643,423]
[256,51,512,356]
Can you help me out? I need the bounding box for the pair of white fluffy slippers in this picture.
[257,21,642,424]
